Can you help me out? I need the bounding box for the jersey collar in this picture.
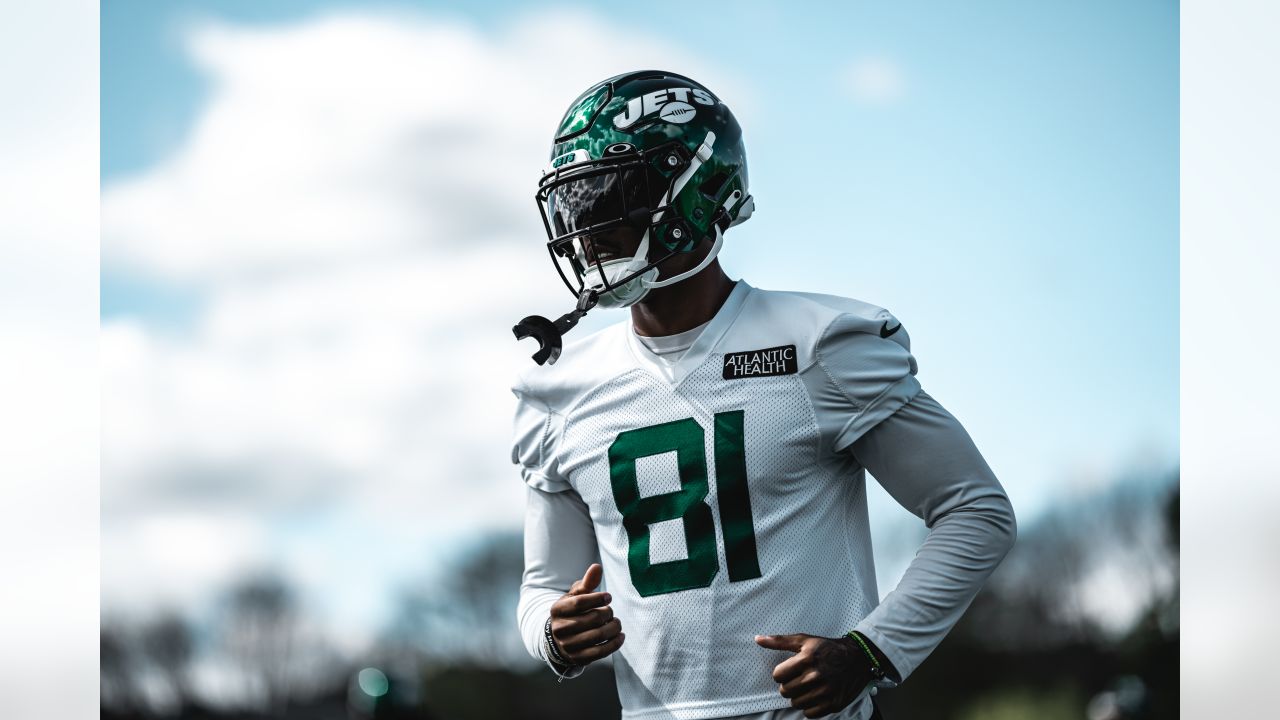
[626,279,753,387]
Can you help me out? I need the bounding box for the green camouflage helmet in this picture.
[535,69,754,303]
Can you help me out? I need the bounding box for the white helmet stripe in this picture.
[669,130,716,200]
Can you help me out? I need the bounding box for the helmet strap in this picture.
[643,188,743,289]
[593,226,651,287]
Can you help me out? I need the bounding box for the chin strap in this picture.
[644,188,744,289]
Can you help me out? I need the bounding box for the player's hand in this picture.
[755,633,875,718]
[548,563,625,667]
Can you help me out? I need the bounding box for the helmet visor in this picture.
[541,164,656,241]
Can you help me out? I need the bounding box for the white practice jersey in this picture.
[513,281,1016,720]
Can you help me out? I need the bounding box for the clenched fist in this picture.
[755,633,878,718]
[547,563,625,668]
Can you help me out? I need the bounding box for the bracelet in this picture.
[845,631,886,682]
[543,616,572,667]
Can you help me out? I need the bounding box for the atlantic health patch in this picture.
[722,345,798,380]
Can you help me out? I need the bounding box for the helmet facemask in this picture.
[537,141,700,308]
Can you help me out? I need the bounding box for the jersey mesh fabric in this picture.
[558,352,878,719]
[512,282,934,720]
[720,698,873,720]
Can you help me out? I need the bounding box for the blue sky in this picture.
[101,0,1177,639]
[104,0,1178,486]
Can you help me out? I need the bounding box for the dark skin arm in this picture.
[755,632,899,718]
[547,563,625,670]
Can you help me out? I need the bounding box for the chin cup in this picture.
[512,290,598,366]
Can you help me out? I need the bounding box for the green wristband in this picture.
[845,631,885,679]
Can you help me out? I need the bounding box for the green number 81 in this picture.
[608,411,762,597]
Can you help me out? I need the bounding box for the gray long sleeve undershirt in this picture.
[517,388,1016,686]
[849,389,1017,682]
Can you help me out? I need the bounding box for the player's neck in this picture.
[630,262,736,338]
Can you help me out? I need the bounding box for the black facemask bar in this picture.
[534,141,699,300]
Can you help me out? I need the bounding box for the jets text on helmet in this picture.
[613,87,716,130]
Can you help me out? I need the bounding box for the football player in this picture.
[512,70,1017,720]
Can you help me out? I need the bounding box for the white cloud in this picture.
[100,9,739,639]
[102,10,741,282]
[841,56,906,106]
[101,511,269,617]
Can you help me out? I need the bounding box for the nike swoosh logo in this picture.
[879,321,902,338]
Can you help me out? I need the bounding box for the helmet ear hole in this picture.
[698,171,729,200]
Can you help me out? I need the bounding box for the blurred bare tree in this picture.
[101,476,1177,720]
[223,576,298,712]
[879,472,1179,720]
[102,574,347,719]
[383,531,529,672]
[102,625,141,714]
[963,472,1179,650]
[142,614,196,709]
[449,531,527,663]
